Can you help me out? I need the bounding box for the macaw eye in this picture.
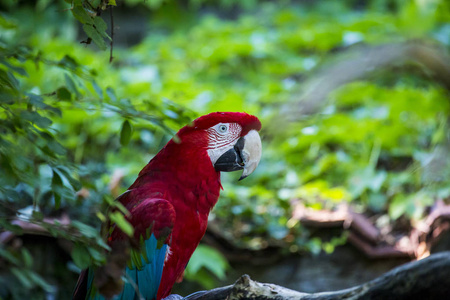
[218,124,228,133]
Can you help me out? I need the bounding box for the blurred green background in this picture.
[0,0,449,299]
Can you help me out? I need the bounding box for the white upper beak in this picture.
[239,130,262,180]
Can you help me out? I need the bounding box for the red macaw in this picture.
[73,112,262,300]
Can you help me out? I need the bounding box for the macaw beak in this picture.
[213,130,262,180]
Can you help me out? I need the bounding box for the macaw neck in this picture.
[130,138,222,214]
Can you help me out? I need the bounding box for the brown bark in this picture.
[185,251,450,300]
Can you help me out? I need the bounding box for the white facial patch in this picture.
[206,123,242,165]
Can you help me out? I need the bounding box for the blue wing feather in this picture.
[85,267,104,300]
[84,197,175,300]
[86,234,169,300]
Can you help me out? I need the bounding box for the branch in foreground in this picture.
[185,251,450,300]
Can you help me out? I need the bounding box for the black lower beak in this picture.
[214,137,245,172]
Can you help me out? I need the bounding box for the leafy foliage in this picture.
[184,244,229,289]
[0,0,449,298]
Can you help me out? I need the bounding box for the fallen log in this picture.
[184,251,450,300]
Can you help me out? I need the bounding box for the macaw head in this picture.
[176,112,262,180]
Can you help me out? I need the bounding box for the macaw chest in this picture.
[173,205,209,250]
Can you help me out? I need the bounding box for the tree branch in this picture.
[185,251,450,300]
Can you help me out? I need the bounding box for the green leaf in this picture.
[92,81,103,99]
[82,24,107,50]
[26,94,61,116]
[90,0,101,8]
[71,243,91,269]
[108,0,117,6]
[106,86,116,101]
[71,5,94,25]
[71,221,100,239]
[186,244,228,280]
[27,271,53,292]
[389,194,408,220]
[0,69,18,92]
[56,87,72,101]
[0,14,17,29]
[32,210,44,221]
[21,248,33,268]
[20,111,52,128]
[27,93,56,113]
[64,74,80,98]
[185,268,217,289]
[0,219,23,235]
[40,138,67,157]
[11,267,33,288]
[120,120,133,146]
[108,199,129,216]
[58,55,80,70]
[0,248,21,265]
[52,169,63,186]
[109,211,134,237]
[93,17,109,39]
[51,169,63,209]
[369,171,387,192]
[0,59,27,76]
[368,192,387,212]
[87,247,105,263]
[55,165,81,190]
[0,92,15,104]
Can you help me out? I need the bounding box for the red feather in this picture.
[78,112,261,300]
